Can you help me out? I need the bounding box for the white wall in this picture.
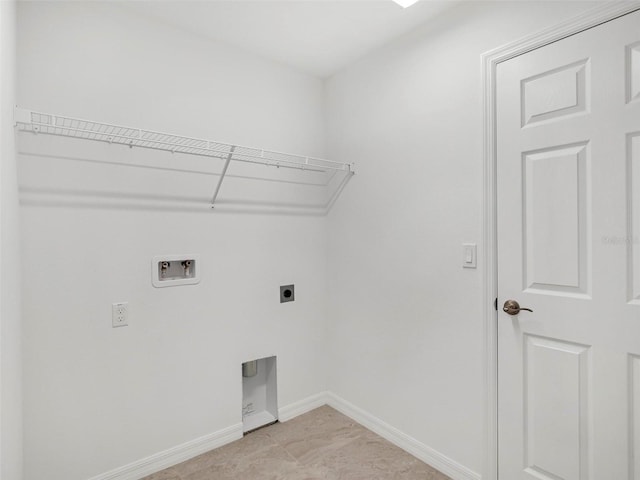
[16,2,609,479]
[324,1,597,476]
[1,1,22,479]
[17,2,328,479]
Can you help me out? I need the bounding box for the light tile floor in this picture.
[143,406,452,480]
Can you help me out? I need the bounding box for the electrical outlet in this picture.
[112,302,128,328]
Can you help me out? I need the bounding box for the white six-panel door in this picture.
[497,9,640,480]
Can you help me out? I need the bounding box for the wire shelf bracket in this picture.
[14,107,355,208]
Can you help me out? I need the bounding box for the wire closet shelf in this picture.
[14,107,355,207]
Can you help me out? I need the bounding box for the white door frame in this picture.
[481,3,640,479]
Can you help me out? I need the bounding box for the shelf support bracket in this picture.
[13,107,32,127]
[211,145,236,208]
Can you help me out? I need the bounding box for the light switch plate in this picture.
[462,243,477,269]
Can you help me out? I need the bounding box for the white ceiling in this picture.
[124,0,460,78]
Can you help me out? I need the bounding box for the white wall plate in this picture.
[152,254,201,288]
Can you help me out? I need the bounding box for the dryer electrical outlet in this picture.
[280,285,295,303]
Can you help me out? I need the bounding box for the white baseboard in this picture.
[326,392,482,480]
[278,391,329,422]
[87,423,243,480]
[89,391,480,480]
[89,393,327,480]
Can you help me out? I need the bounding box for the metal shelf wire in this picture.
[14,107,355,207]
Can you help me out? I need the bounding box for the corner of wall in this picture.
[1,1,23,479]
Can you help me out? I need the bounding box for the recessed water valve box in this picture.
[280,284,294,303]
[242,356,278,433]
[152,254,201,288]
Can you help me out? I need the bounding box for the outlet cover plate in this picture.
[112,302,129,327]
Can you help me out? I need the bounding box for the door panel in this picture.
[523,142,589,294]
[627,41,640,104]
[629,132,640,304]
[521,59,589,127]
[524,335,591,480]
[497,9,640,480]
[631,354,640,480]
